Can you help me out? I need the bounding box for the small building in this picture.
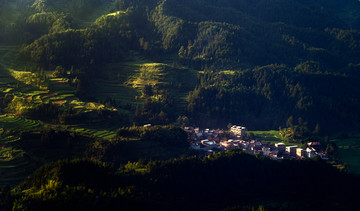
[230,125,246,137]
[269,151,279,159]
[306,147,316,158]
[240,142,249,149]
[201,139,217,148]
[216,129,224,134]
[201,139,209,145]
[251,145,262,151]
[286,146,298,156]
[190,143,200,150]
[275,143,285,152]
[262,147,271,156]
[184,127,194,132]
[220,141,230,148]
[296,148,305,157]
[319,152,328,160]
[308,142,321,152]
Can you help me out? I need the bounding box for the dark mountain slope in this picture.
[7,152,360,210]
[162,0,345,29]
[5,0,360,131]
[153,0,359,68]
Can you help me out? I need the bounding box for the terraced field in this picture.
[0,114,116,187]
[0,115,116,187]
[70,126,117,140]
[0,5,197,187]
[0,115,43,130]
[0,64,16,89]
[0,152,40,187]
[89,59,197,115]
[2,64,115,112]
[0,133,40,187]
[89,61,141,106]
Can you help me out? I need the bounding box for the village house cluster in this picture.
[184,126,328,160]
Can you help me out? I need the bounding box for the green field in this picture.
[248,130,287,144]
[336,137,360,174]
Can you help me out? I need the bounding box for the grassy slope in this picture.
[336,136,360,174]
[248,130,287,144]
[0,45,21,69]
[0,1,21,26]
[49,0,115,29]
[0,62,16,89]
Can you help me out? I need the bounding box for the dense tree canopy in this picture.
[16,0,360,132]
[3,151,359,210]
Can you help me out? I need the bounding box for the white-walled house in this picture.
[306,147,316,158]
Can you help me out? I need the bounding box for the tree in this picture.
[135,104,142,118]
[53,66,66,77]
[143,85,153,97]
[178,45,186,58]
[286,116,293,129]
[324,135,329,144]
[0,184,13,211]
[177,115,189,127]
[313,123,320,136]
[247,132,255,140]
[325,143,337,159]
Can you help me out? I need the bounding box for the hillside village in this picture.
[185,125,328,160]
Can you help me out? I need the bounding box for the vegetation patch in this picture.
[337,137,360,174]
[248,130,286,144]
[9,70,47,90]
[126,63,166,89]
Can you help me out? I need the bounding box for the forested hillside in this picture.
[7,0,359,131]
[3,151,359,210]
[1,0,360,210]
